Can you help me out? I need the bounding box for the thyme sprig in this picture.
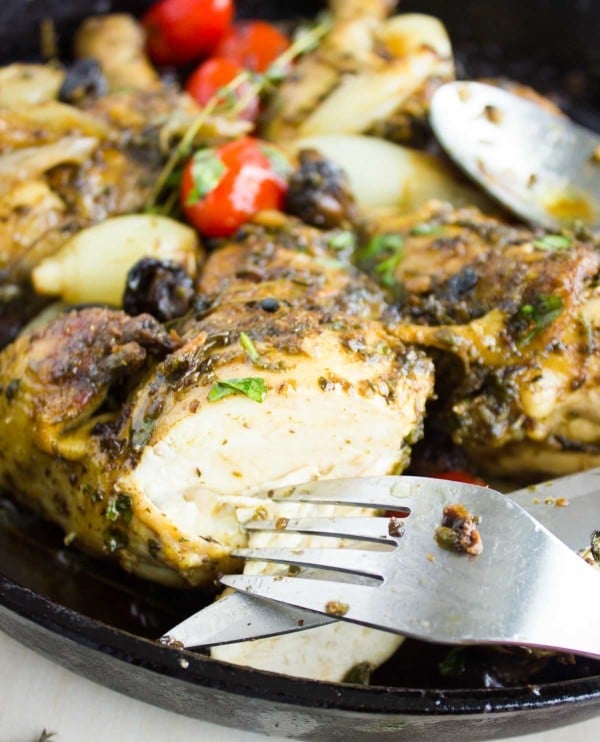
[145,15,332,214]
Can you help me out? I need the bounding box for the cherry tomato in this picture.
[180,137,290,238]
[433,470,488,487]
[143,0,233,67]
[214,21,290,73]
[185,57,259,122]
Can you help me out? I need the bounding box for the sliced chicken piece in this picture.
[0,228,433,589]
[365,201,600,479]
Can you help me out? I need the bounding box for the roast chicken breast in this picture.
[366,201,600,478]
[0,224,433,588]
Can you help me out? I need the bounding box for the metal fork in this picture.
[220,476,600,658]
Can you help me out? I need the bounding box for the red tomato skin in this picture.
[433,470,488,487]
[143,0,233,66]
[214,21,290,73]
[181,137,288,238]
[185,57,259,121]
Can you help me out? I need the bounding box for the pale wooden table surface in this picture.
[1,629,599,742]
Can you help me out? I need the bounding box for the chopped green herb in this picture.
[208,377,267,403]
[130,416,157,453]
[513,294,565,345]
[374,251,404,288]
[327,230,356,252]
[186,149,225,205]
[533,234,572,251]
[410,222,444,236]
[259,143,292,180]
[438,647,467,677]
[240,332,260,363]
[103,527,129,553]
[106,494,133,525]
[357,233,404,263]
[355,233,404,290]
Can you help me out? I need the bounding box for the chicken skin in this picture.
[367,201,600,478]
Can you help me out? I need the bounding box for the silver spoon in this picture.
[430,81,600,231]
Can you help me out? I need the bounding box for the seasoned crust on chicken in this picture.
[368,201,600,478]
[0,227,433,588]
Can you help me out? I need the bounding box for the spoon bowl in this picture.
[430,81,600,231]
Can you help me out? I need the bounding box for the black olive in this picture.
[285,149,359,230]
[260,297,279,313]
[59,58,108,104]
[123,258,195,322]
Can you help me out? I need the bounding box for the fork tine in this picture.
[231,547,388,578]
[244,516,402,543]
[220,574,393,633]
[264,475,489,511]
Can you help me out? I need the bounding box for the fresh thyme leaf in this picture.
[186,149,225,205]
[240,332,260,363]
[438,647,467,677]
[533,234,572,251]
[37,731,56,742]
[327,230,356,252]
[208,377,267,403]
[410,222,444,236]
[513,294,565,345]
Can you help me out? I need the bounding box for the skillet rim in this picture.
[2,573,600,717]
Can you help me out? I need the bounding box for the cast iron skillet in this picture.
[1,1,599,739]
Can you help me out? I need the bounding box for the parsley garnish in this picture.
[186,148,225,205]
[533,234,572,251]
[105,494,133,525]
[240,332,260,363]
[513,294,565,345]
[208,377,267,403]
[355,234,404,289]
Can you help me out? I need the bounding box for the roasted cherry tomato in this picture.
[185,57,259,121]
[214,21,290,73]
[180,137,290,238]
[433,470,488,487]
[143,0,233,67]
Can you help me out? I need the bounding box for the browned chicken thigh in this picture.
[364,201,600,479]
